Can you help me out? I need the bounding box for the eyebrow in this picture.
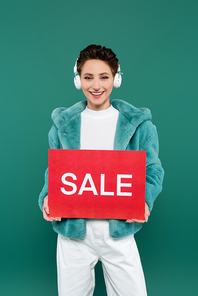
[83,72,110,76]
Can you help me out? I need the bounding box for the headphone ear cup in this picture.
[74,75,81,90]
[113,73,122,88]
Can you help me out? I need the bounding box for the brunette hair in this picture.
[77,44,119,77]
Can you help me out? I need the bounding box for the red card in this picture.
[48,149,146,220]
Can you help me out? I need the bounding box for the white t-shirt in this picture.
[80,105,119,150]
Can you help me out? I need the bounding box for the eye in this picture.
[100,76,109,80]
[84,76,92,80]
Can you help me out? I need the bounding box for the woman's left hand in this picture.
[126,203,150,223]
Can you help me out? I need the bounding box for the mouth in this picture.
[89,91,104,98]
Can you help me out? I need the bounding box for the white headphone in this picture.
[74,59,122,90]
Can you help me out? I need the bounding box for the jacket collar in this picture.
[111,100,151,150]
[51,101,86,149]
[51,99,151,150]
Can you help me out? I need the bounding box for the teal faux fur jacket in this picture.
[39,99,164,239]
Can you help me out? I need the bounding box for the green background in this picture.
[1,0,198,295]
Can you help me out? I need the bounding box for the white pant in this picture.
[57,219,147,296]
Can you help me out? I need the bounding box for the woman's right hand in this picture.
[43,195,61,222]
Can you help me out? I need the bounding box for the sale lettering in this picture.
[60,173,132,196]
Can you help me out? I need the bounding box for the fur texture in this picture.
[39,99,164,239]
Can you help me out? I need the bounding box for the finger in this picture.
[43,206,53,221]
[53,217,62,221]
[144,212,150,222]
[43,209,51,221]
[145,203,150,217]
[43,212,61,222]
[43,213,53,221]
[43,204,49,215]
[130,219,146,223]
[126,219,143,223]
[47,217,61,222]
[43,207,49,216]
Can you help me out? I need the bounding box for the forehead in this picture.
[81,59,112,74]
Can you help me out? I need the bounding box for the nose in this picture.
[92,78,100,90]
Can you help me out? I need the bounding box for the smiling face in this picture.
[80,59,114,111]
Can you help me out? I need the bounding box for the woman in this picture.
[39,44,164,296]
